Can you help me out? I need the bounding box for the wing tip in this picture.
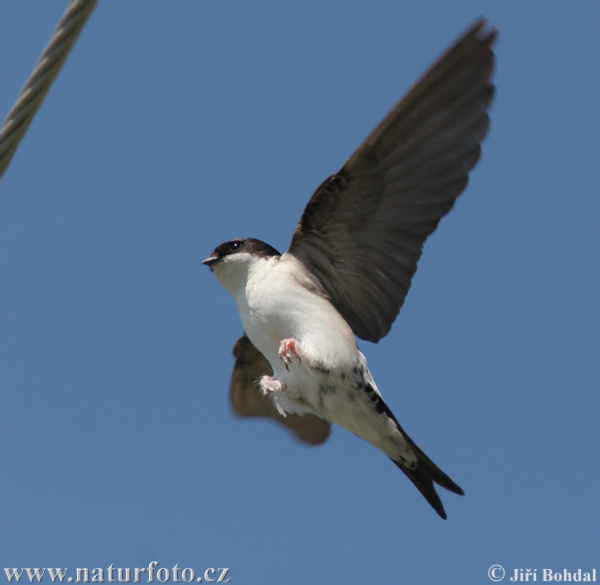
[468,17,498,46]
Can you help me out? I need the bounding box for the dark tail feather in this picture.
[368,391,463,518]
[391,423,464,520]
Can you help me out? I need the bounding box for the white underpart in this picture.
[214,252,357,370]
[212,250,416,464]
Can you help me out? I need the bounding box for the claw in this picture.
[278,338,302,371]
[260,375,284,395]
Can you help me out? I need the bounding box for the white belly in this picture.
[235,255,359,416]
[237,256,357,371]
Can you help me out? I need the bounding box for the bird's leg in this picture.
[278,338,302,371]
[260,375,286,395]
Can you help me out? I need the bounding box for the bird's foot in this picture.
[278,338,302,371]
[260,375,286,395]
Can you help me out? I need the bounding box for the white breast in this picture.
[236,254,357,373]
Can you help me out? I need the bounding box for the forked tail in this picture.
[391,426,464,520]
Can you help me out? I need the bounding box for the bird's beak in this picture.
[202,255,219,268]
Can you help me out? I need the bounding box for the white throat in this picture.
[212,252,276,300]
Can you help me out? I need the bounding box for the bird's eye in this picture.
[229,240,242,251]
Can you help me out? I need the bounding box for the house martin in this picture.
[204,19,496,518]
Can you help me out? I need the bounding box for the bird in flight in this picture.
[204,19,496,519]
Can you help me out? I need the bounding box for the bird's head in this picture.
[203,238,281,297]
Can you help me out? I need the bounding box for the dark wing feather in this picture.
[230,334,331,446]
[288,19,496,342]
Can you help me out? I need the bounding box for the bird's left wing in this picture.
[230,334,331,446]
[287,20,496,342]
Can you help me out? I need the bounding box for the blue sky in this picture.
[1,2,599,583]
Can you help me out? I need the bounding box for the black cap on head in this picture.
[203,238,281,267]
